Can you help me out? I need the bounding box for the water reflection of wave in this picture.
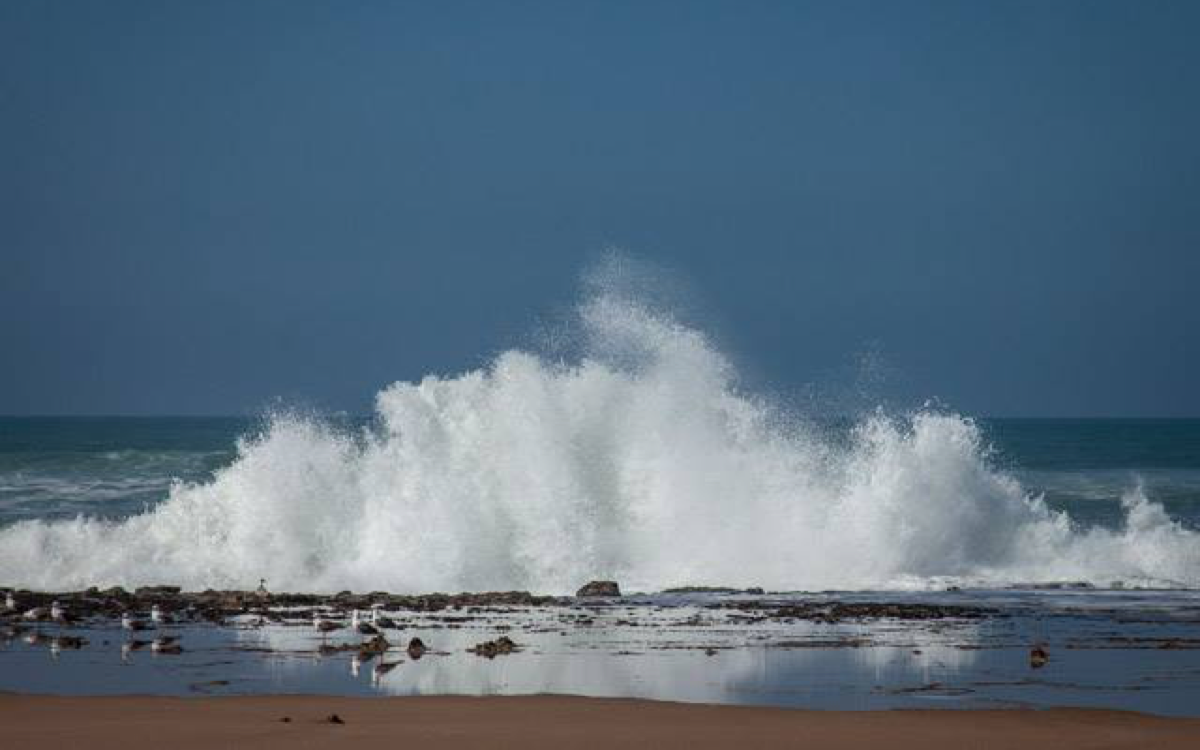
[232,609,983,703]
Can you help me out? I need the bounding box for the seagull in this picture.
[122,612,150,632]
[150,605,170,625]
[370,606,398,630]
[23,606,48,621]
[352,610,379,636]
[50,601,74,625]
[4,592,15,611]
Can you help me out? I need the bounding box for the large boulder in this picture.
[576,580,621,598]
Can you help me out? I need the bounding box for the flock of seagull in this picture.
[314,604,426,684]
[4,588,428,684]
[2,590,182,660]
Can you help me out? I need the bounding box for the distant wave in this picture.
[2,262,1198,592]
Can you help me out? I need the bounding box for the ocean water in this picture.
[1,285,1198,594]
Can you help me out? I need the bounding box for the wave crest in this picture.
[1,285,1196,592]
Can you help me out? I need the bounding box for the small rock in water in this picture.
[326,714,345,725]
[468,635,519,659]
[576,580,621,598]
[279,717,291,723]
[1030,645,1049,669]
[407,637,427,659]
[360,634,390,655]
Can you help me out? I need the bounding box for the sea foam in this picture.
[1,274,1197,593]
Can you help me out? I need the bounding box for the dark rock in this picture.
[1030,645,1049,668]
[407,637,427,659]
[326,714,345,725]
[576,581,621,598]
[189,680,230,693]
[135,586,181,597]
[742,602,997,622]
[53,636,87,649]
[661,586,765,595]
[323,642,360,652]
[360,634,390,655]
[468,635,519,658]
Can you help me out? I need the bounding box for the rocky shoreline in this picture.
[4,581,1200,714]
[1,582,1007,628]
[2,585,561,624]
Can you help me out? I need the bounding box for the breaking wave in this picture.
[1,266,1198,592]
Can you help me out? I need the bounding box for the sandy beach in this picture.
[1,695,1197,749]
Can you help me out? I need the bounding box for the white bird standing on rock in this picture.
[4,592,15,611]
[50,601,68,624]
[23,606,48,621]
[150,604,165,624]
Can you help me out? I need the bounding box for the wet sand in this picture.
[1,694,1197,749]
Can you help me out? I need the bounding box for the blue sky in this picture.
[2,1,1197,416]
